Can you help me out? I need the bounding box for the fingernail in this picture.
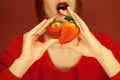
[67,6,70,9]
[43,19,47,22]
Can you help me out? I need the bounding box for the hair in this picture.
[35,0,82,22]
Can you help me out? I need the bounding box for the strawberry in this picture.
[46,20,63,38]
[59,16,80,44]
[46,16,80,44]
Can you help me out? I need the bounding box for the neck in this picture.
[44,34,82,71]
[44,33,79,47]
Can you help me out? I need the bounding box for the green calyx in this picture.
[64,16,80,31]
[64,16,74,21]
[64,16,76,24]
[49,20,63,27]
[51,20,63,24]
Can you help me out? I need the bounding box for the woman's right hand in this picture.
[19,17,59,63]
[9,17,59,78]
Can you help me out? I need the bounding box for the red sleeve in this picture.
[0,36,23,80]
[0,68,21,80]
[96,33,120,80]
[110,72,120,80]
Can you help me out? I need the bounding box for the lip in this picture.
[56,2,69,14]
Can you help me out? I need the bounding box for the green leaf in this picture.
[52,20,63,23]
[64,16,74,21]
[64,16,77,25]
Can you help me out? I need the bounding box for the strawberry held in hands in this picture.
[47,16,80,44]
[47,20,63,38]
[59,16,80,44]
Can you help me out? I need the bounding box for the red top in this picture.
[0,33,120,80]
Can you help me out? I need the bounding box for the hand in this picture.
[60,7,108,58]
[60,7,120,77]
[9,17,59,78]
[19,17,59,62]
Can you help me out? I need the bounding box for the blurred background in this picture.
[0,0,120,53]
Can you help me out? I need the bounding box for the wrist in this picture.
[18,57,35,66]
[94,47,120,77]
[94,46,112,60]
[9,58,34,78]
[18,55,36,64]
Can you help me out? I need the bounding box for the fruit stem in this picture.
[64,16,74,21]
[64,16,76,24]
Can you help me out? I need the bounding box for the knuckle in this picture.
[23,32,30,39]
[23,32,28,37]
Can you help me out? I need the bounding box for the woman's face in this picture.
[43,0,76,21]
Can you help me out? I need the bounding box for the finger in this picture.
[67,7,74,16]
[33,16,56,40]
[73,13,90,32]
[59,9,69,16]
[67,7,84,32]
[44,39,59,49]
[29,19,47,35]
[73,13,84,31]
[61,43,77,50]
[36,16,55,35]
[33,29,46,40]
[61,43,82,55]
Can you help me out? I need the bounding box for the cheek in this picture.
[69,0,76,10]
[43,0,50,9]
[43,1,58,17]
[44,0,56,9]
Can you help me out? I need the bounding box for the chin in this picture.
[56,15,66,22]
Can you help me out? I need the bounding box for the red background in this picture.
[0,0,120,53]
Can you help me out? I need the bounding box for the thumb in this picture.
[44,39,59,49]
[61,43,82,55]
[60,43,77,50]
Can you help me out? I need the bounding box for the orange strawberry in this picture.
[46,20,63,38]
[59,16,80,44]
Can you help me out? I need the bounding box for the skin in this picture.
[43,0,76,21]
[9,0,120,78]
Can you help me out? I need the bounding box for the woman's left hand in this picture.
[60,7,120,77]
[60,7,108,58]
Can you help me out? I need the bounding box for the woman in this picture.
[0,0,120,80]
